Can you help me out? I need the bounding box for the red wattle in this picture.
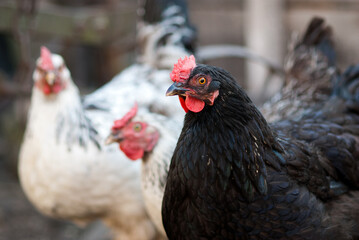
[52,83,62,94]
[120,144,144,161]
[43,84,51,95]
[179,96,189,113]
[185,95,205,113]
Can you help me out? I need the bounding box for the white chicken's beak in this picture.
[105,135,116,145]
[104,133,123,145]
[46,72,56,85]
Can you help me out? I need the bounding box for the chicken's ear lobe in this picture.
[145,129,160,152]
[208,90,219,106]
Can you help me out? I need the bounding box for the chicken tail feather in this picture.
[333,64,359,113]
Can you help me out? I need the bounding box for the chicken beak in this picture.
[104,133,124,145]
[166,82,188,96]
[46,72,56,85]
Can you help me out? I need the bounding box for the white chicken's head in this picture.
[105,103,160,161]
[33,46,70,95]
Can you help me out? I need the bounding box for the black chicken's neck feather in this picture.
[177,66,284,199]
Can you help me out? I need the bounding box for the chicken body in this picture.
[105,77,184,238]
[19,51,157,240]
[163,58,359,239]
[137,112,181,237]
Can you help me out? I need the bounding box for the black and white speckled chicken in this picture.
[106,104,182,238]
[163,54,359,239]
[261,17,337,122]
[83,0,196,120]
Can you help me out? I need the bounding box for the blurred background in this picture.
[1,0,359,239]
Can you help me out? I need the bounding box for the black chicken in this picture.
[162,55,359,239]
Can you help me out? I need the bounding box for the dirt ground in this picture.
[0,160,112,240]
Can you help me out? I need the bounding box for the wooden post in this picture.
[244,0,285,102]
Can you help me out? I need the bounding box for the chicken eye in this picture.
[133,123,142,132]
[198,77,206,85]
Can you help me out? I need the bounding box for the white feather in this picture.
[135,112,182,236]
[19,57,157,240]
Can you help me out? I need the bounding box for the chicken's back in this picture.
[261,17,336,122]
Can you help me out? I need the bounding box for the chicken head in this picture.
[33,46,69,95]
[106,104,160,160]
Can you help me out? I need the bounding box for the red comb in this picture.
[40,46,54,71]
[170,55,196,83]
[112,103,138,130]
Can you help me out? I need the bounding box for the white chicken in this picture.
[18,1,196,239]
[106,104,181,237]
[18,47,156,240]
